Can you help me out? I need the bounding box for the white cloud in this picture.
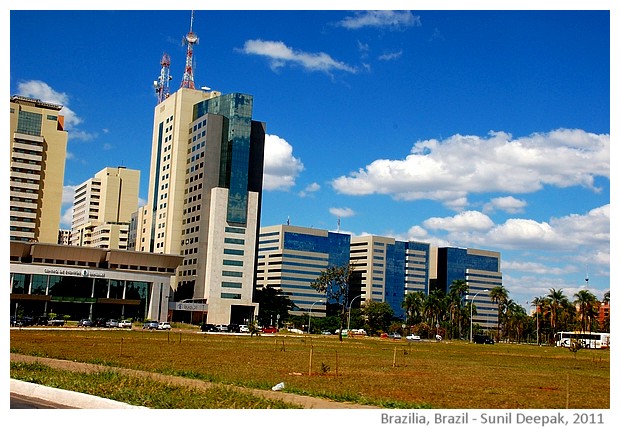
[483,196,527,214]
[299,182,320,197]
[332,129,609,205]
[17,80,82,129]
[62,185,78,205]
[60,206,73,230]
[329,207,356,218]
[240,39,357,74]
[378,50,403,61]
[262,134,304,191]
[337,11,421,30]
[423,210,494,232]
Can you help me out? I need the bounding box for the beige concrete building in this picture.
[136,88,266,325]
[70,166,140,250]
[10,95,68,244]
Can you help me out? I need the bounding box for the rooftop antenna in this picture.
[180,10,199,89]
[154,53,172,104]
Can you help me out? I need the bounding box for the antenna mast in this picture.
[180,10,199,89]
[154,53,172,104]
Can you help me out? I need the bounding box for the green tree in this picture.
[489,286,509,341]
[362,301,394,335]
[573,289,598,333]
[547,288,568,336]
[448,280,468,339]
[423,289,446,338]
[401,291,425,326]
[310,263,354,341]
[254,285,297,327]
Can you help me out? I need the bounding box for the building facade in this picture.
[136,88,265,325]
[349,235,430,319]
[9,95,68,244]
[434,247,502,332]
[10,241,183,322]
[70,166,140,250]
[257,225,351,317]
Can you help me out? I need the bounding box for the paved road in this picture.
[10,392,75,409]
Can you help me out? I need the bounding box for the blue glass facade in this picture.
[193,93,260,225]
[385,241,406,318]
[437,247,500,293]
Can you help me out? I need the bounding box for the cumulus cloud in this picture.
[62,185,78,205]
[299,182,320,197]
[262,134,304,191]
[240,39,357,74]
[17,80,82,129]
[329,207,356,218]
[483,196,527,214]
[423,210,494,232]
[337,11,421,30]
[332,129,609,206]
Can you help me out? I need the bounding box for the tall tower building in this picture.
[349,235,430,318]
[9,96,68,244]
[137,88,266,325]
[70,166,140,249]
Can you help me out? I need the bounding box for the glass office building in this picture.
[435,247,502,331]
[257,225,351,317]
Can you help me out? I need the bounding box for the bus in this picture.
[555,331,610,349]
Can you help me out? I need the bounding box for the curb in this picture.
[10,379,147,409]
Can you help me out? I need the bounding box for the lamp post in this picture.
[347,294,362,332]
[308,300,323,334]
[530,302,539,345]
[470,289,489,342]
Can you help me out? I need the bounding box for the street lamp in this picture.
[470,289,489,342]
[530,302,539,345]
[308,300,323,334]
[347,294,362,332]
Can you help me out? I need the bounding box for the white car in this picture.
[239,324,250,333]
[119,320,132,328]
[157,322,171,330]
[406,334,421,341]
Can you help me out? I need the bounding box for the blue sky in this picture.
[7,4,612,309]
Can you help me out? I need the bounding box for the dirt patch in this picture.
[10,353,378,409]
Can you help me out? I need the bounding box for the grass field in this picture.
[10,328,610,409]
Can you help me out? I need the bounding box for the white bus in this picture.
[555,331,610,349]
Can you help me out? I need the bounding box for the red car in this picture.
[261,326,278,334]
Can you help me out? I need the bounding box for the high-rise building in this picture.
[433,247,502,331]
[9,95,68,243]
[136,88,265,325]
[70,166,140,250]
[257,225,351,317]
[349,235,430,318]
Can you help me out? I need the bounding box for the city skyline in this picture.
[8,6,611,309]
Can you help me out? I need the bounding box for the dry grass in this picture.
[10,328,610,409]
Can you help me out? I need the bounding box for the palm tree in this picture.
[489,285,509,341]
[423,289,446,338]
[448,279,468,339]
[547,288,568,336]
[574,290,598,333]
[531,295,548,345]
[402,291,425,327]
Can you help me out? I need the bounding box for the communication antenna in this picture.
[180,10,199,89]
[154,53,172,104]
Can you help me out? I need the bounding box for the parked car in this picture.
[390,332,402,340]
[105,319,119,328]
[157,322,171,330]
[239,324,250,333]
[119,319,132,328]
[261,326,278,334]
[227,323,240,333]
[321,330,332,335]
[10,317,23,327]
[35,316,49,326]
[94,318,107,327]
[78,318,93,327]
[473,334,495,344]
[142,320,159,330]
[200,323,219,332]
[406,334,421,341]
[216,324,228,332]
[288,328,304,334]
[48,318,65,326]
